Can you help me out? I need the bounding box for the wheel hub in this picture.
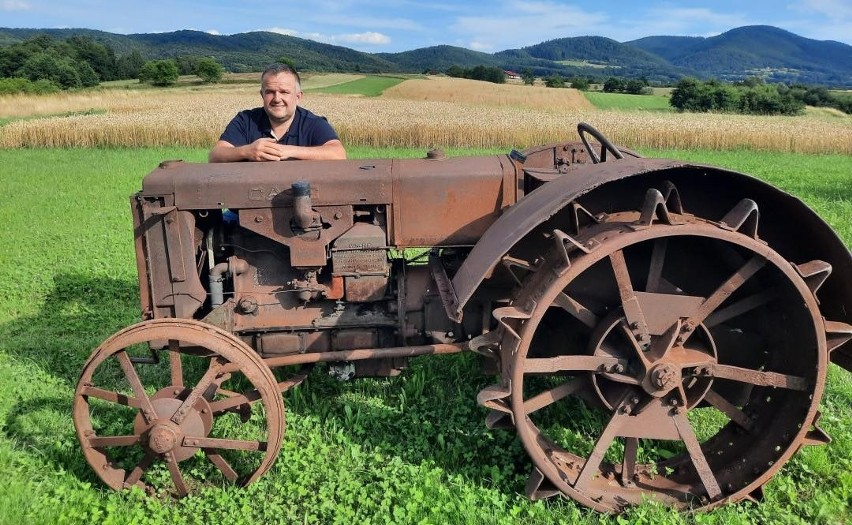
[134,388,213,462]
[147,424,179,454]
[649,362,680,392]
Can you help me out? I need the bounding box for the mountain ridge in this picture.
[0,25,850,86]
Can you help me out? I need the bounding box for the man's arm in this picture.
[277,139,347,160]
[209,138,347,162]
[208,138,285,162]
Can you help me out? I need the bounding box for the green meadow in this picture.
[308,76,409,97]
[584,91,674,111]
[0,147,849,524]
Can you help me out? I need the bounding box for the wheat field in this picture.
[381,76,594,110]
[0,76,851,153]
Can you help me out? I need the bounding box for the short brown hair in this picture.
[261,63,301,90]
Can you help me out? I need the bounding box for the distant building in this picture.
[504,70,519,79]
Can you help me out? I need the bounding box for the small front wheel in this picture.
[73,318,284,496]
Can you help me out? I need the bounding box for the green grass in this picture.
[556,60,609,69]
[308,75,407,96]
[584,91,674,111]
[0,147,849,524]
[641,148,852,242]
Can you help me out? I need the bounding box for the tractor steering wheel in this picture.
[577,122,624,164]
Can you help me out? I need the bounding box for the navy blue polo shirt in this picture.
[219,106,339,147]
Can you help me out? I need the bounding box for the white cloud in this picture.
[451,2,609,50]
[795,0,852,19]
[338,32,391,45]
[263,27,298,36]
[468,41,492,51]
[788,0,852,43]
[206,29,220,36]
[261,27,390,47]
[641,7,749,37]
[1,0,29,10]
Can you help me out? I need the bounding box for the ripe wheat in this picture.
[0,79,850,153]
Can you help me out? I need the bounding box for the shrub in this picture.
[0,77,60,95]
[544,75,565,88]
[139,59,179,86]
[194,57,224,83]
[569,77,590,90]
[15,51,89,89]
[671,77,803,115]
[602,77,623,93]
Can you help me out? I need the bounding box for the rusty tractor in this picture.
[73,123,852,512]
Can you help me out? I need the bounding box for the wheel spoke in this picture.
[209,389,263,415]
[621,437,638,487]
[672,412,722,500]
[708,364,808,391]
[80,386,142,409]
[169,340,183,387]
[646,239,668,293]
[171,357,225,425]
[165,453,188,497]
[206,451,239,482]
[574,410,626,491]
[524,355,625,374]
[703,389,754,431]
[704,288,780,328]
[610,249,650,348]
[193,437,268,452]
[553,292,598,328]
[116,350,158,422]
[89,435,141,448]
[124,451,155,487]
[684,255,766,335]
[524,378,586,414]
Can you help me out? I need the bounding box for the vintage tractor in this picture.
[73,123,852,512]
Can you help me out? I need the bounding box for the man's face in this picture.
[261,72,302,125]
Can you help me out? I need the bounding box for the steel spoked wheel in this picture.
[73,319,284,496]
[503,207,827,512]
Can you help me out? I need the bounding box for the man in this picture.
[209,64,346,162]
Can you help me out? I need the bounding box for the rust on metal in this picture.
[73,122,851,513]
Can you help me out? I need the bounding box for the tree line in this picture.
[0,35,225,93]
[670,77,852,115]
[445,64,506,84]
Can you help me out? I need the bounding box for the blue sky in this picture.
[2,0,851,52]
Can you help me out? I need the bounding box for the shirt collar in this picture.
[262,107,302,143]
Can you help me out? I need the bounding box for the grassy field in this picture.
[309,75,408,96]
[583,91,674,111]
[0,145,849,524]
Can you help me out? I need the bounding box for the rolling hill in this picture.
[0,25,850,86]
[627,26,852,86]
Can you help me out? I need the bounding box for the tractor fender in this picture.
[450,157,852,369]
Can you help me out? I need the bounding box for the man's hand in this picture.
[209,138,285,163]
[243,138,287,161]
[209,138,347,163]
[276,140,347,160]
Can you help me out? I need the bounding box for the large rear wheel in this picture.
[499,190,831,511]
